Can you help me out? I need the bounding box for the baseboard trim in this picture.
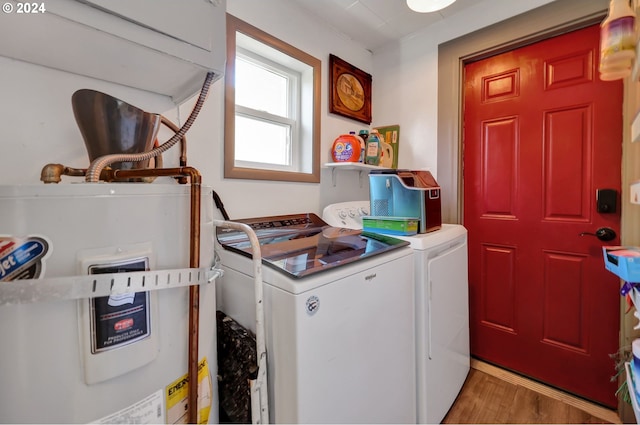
[471,359,622,424]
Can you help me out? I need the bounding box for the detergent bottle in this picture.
[358,130,369,163]
[350,131,366,163]
[331,133,362,162]
[599,0,636,81]
[365,130,382,166]
[379,137,394,168]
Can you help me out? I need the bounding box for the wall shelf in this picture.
[323,162,388,187]
[0,0,226,104]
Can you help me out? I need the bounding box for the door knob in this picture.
[579,227,617,241]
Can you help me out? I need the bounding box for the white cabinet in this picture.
[0,0,226,103]
[81,0,221,52]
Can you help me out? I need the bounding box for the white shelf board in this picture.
[323,162,388,171]
[323,162,390,187]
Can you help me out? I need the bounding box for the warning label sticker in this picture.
[166,357,212,424]
[90,389,165,424]
[0,236,50,281]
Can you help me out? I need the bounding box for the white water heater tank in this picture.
[0,183,218,424]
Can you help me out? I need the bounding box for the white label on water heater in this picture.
[90,388,165,424]
[77,242,159,385]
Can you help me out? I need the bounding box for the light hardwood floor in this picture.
[442,360,622,424]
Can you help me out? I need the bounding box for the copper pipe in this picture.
[112,166,202,424]
[161,115,187,167]
[186,169,201,425]
[160,116,188,184]
[40,163,87,183]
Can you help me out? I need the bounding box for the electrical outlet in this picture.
[631,181,640,204]
[633,112,640,143]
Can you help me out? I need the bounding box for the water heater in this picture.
[0,183,219,424]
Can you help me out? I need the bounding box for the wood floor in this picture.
[442,360,622,424]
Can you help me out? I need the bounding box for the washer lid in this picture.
[216,213,409,278]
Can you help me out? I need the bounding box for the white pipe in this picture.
[213,219,269,424]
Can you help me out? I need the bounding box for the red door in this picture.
[463,24,622,407]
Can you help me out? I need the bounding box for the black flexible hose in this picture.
[213,190,230,220]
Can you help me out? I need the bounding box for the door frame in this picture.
[436,0,636,418]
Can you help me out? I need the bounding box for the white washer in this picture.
[216,213,416,424]
[323,201,470,424]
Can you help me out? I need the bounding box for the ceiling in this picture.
[288,0,479,52]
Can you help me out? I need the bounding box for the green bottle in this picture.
[365,130,381,166]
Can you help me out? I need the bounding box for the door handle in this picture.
[579,227,617,241]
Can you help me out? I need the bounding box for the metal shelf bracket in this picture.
[0,266,223,306]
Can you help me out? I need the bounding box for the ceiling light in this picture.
[406,0,456,13]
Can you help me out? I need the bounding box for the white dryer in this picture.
[323,201,470,424]
[216,213,416,424]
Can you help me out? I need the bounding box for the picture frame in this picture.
[329,54,372,124]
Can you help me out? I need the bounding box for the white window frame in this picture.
[234,48,300,172]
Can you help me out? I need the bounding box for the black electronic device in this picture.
[596,188,617,213]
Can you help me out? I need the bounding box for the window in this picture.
[225,14,321,182]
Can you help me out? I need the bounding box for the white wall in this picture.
[373,0,557,178]
[0,0,374,221]
[225,0,378,215]
[0,0,558,221]
[0,57,178,184]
